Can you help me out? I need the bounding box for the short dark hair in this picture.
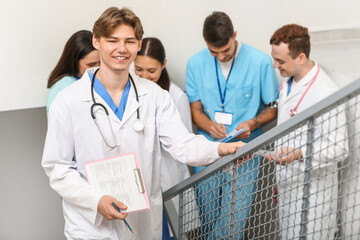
[203,11,234,48]
[93,7,144,40]
[47,30,95,88]
[137,37,170,91]
[270,24,311,59]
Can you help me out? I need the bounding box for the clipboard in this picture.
[218,128,245,143]
[85,152,150,213]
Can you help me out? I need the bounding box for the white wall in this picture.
[1,0,360,112]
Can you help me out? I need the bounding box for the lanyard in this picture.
[288,64,320,116]
[214,42,237,112]
[287,78,292,96]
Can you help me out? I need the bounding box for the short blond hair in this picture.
[93,7,144,40]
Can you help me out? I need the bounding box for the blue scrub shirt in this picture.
[47,75,77,114]
[90,73,131,121]
[186,43,279,143]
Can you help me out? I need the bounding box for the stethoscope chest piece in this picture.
[133,119,145,132]
[90,68,144,151]
[289,108,297,117]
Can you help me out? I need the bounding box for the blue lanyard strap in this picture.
[214,42,237,112]
[287,77,293,96]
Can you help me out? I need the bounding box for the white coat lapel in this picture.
[120,84,140,126]
[280,79,299,106]
[116,74,149,128]
[282,64,319,107]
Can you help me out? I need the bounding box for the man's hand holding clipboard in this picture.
[85,152,150,215]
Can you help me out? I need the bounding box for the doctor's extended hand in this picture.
[98,195,128,220]
[209,122,227,139]
[218,141,246,157]
[264,147,303,166]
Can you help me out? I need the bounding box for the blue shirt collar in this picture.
[89,73,131,121]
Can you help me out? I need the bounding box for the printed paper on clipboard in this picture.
[218,128,245,143]
[85,152,150,213]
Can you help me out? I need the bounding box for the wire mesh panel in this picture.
[181,153,260,240]
[163,79,360,240]
[337,95,360,240]
[267,102,349,240]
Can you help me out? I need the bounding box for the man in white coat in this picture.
[42,7,245,240]
[269,24,349,239]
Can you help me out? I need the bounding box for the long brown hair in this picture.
[137,37,170,91]
[47,30,95,88]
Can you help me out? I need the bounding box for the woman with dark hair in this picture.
[135,38,192,133]
[46,30,99,113]
[135,37,194,240]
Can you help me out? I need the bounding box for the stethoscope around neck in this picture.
[270,64,320,117]
[90,68,145,151]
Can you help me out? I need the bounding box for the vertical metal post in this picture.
[300,117,315,239]
[164,199,179,240]
[178,192,184,240]
[230,162,239,240]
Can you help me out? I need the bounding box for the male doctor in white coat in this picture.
[269,24,349,239]
[42,7,245,240]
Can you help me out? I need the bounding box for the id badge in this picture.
[214,111,233,125]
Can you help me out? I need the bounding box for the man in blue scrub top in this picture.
[186,11,278,239]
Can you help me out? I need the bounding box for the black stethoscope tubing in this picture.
[90,68,140,120]
[89,68,142,151]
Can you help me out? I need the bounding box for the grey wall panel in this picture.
[0,107,65,240]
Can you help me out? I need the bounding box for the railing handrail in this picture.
[163,77,360,202]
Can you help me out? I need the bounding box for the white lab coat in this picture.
[276,63,349,239]
[161,82,192,194]
[161,83,200,236]
[323,67,360,238]
[42,68,220,240]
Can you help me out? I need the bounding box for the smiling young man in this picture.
[185,11,279,239]
[270,24,349,240]
[42,7,246,240]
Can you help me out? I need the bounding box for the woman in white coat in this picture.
[135,37,194,239]
[42,7,244,240]
[269,24,349,239]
